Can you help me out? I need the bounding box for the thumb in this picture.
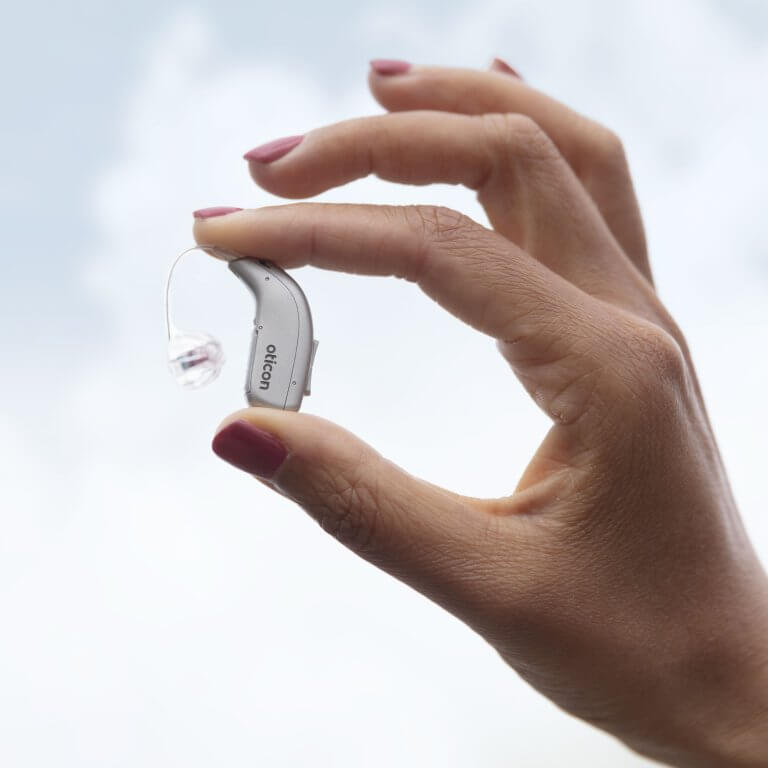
[211,409,490,594]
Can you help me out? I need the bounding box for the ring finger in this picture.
[368,63,650,281]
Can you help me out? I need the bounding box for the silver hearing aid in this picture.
[165,245,318,410]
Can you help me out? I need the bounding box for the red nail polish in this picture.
[193,206,243,219]
[243,135,304,163]
[490,57,522,79]
[370,59,412,76]
[212,420,288,478]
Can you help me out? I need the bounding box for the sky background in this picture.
[1,0,767,765]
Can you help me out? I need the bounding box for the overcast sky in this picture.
[2,1,767,765]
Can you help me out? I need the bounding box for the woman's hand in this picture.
[192,62,768,766]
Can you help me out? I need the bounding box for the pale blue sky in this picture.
[1,2,767,765]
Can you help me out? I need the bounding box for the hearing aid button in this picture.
[304,339,319,396]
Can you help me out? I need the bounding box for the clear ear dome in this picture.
[168,332,225,389]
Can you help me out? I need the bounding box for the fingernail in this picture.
[243,135,304,163]
[370,59,412,76]
[490,57,522,79]
[193,206,243,219]
[212,420,288,479]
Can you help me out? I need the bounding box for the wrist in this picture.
[653,579,768,767]
[693,645,768,767]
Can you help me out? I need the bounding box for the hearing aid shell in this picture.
[166,245,318,411]
[226,254,318,411]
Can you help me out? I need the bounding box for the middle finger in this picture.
[244,111,652,311]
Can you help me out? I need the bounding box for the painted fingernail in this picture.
[243,135,304,163]
[212,420,288,479]
[490,57,522,79]
[370,59,412,76]
[193,206,243,219]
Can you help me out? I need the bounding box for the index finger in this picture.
[193,203,620,427]
[194,202,578,336]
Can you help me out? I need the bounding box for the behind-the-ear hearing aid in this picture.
[165,245,318,411]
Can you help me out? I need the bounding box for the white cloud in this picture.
[2,2,767,766]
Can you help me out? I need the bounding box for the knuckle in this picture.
[402,205,474,278]
[625,322,688,395]
[408,204,468,240]
[480,112,559,162]
[653,308,693,361]
[594,126,628,170]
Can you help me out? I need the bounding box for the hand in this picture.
[192,61,768,766]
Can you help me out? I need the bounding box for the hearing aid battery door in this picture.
[228,258,316,411]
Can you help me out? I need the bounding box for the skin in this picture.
[193,64,768,766]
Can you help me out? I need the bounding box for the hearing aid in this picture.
[165,245,318,411]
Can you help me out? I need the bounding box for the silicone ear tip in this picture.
[168,332,225,389]
[165,245,315,409]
